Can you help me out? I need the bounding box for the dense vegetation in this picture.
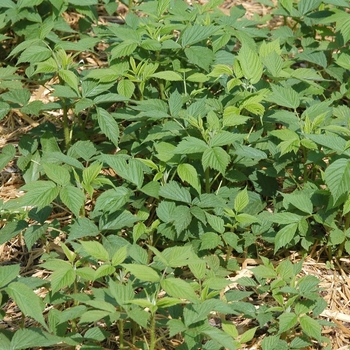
[1,0,350,348]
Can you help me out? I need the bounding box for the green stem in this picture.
[149,312,156,350]
[119,318,124,349]
[62,101,71,150]
[205,167,210,194]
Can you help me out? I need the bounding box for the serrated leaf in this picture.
[174,136,208,154]
[201,327,236,350]
[21,181,60,209]
[7,282,47,329]
[268,84,300,109]
[278,312,298,334]
[161,278,198,302]
[10,328,61,350]
[202,147,230,174]
[117,79,135,98]
[60,186,85,217]
[185,46,214,71]
[0,101,11,120]
[173,205,192,234]
[324,158,350,202]
[177,163,201,194]
[51,266,76,294]
[96,107,119,148]
[274,223,299,253]
[299,315,322,341]
[151,71,182,81]
[95,187,130,213]
[80,240,110,261]
[111,40,138,59]
[0,144,16,171]
[282,191,313,214]
[200,232,222,250]
[58,69,79,93]
[181,24,218,47]
[159,181,192,203]
[298,0,322,15]
[240,326,258,344]
[0,264,20,289]
[42,163,70,186]
[234,187,249,212]
[252,265,277,279]
[111,245,128,266]
[239,45,263,84]
[17,46,51,64]
[122,264,160,282]
[205,213,224,234]
[2,89,31,106]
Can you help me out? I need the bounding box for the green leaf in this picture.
[161,278,198,302]
[122,264,160,282]
[99,210,139,231]
[239,45,263,84]
[278,312,298,334]
[80,240,110,261]
[0,144,16,171]
[262,51,283,77]
[209,131,243,147]
[10,328,61,350]
[324,158,350,202]
[299,315,322,342]
[200,232,222,250]
[21,181,60,209]
[181,25,218,47]
[7,282,47,329]
[0,264,20,288]
[17,46,51,64]
[162,245,194,267]
[58,69,79,93]
[2,89,31,106]
[202,147,230,174]
[268,84,300,109]
[50,265,76,294]
[185,46,214,71]
[205,213,224,234]
[174,136,208,154]
[173,205,192,233]
[151,71,182,81]
[96,107,119,148]
[177,163,201,194]
[159,181,192,204]
[111,40,138,59]
[252,265,277,279]
[117,79,135,98]
[83,162,102,185]
[274,223,299,253]
[0,221,28,245]
[201,327,236,350]
[298,0,322,15]
[42,163,70,186]
[79,310,111,324]
[60,186,85,217]
[68,140,97,161]
[0,102,11,120]
[239,326,258,344]
[168,90,183,117]
[234,187,249,212]
[282,191,313,214]
[111,245,128,266]
[95,187,130,213]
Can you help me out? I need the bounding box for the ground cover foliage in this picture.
[1,0,350,348]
